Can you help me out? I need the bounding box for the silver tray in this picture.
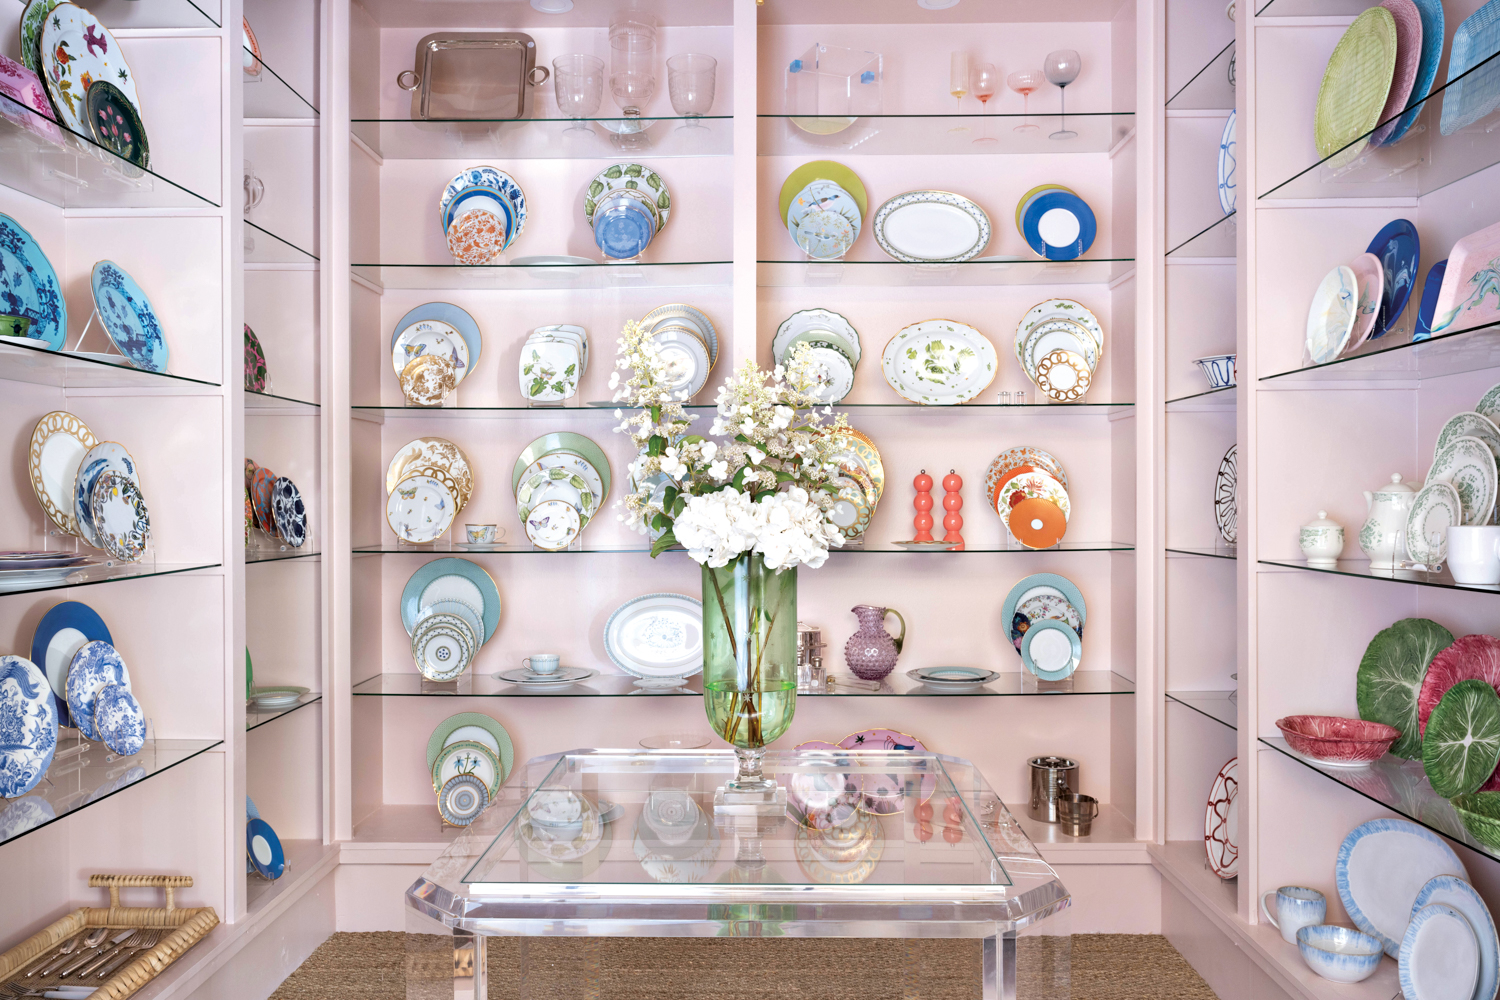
[397,32,550,121]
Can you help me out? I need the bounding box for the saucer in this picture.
[494,666,598,686]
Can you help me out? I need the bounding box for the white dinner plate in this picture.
[881,319,997,405]
[872,191,991,263]
[1410,875,1499,1000]
[603,593,703,679]
[1337,818,1467,957]
[1400,902,1480,1000]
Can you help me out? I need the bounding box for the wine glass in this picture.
[949,51,970,133]
[553,54,605,135]
[667,52,717,130]
[1044,49,1082,140]
[972,62,998,145]
[609,14,658,117]
[1008,70,1043,133]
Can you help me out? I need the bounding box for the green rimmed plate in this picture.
[432,738,503,797]
[512,432,612,498]
[1313,6,1398,162]
[426,712,514,784]
[400,557,500,642]
[778,160,868,225]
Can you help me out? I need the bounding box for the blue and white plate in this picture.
[90,261,168,373]
[66,640,130,742]
[247,817,286,879]
[594,200,656,260]
[1021,191,1097,261]
[392,302,481,376]
[1400,902,1480,1000]
[0,655,58,798]
[788,179,863,239]
[1414,258,1447,342]
[1218,110,1237,216]
[31,600,111,729]
[94,682,144,755]
[0,213,65,349]
[1021,618,1081,681]
[1442,0,1500,135]
[1383,0,1443,145]
[1412,875,1499,1000]
[73,442,138,551]
[271,476,307,548]
[400,558,500,643]
[440,166,527,250]
[1337,818,1467,957]
[0,795,56,841]
[1366,218,1420,338]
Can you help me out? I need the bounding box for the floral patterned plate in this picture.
[66,639,130,743]
[441,166,527,249]
[0,212,66,350]
[89,470,150,561]
[1022,317,1099,379]
[0,655,57,798]
[250,465,277,534]
[271,476,306,547]
[773,307,860,365]
[39,4,140,137]
[20,0,62,78]
[74,441,137,549]
[1436,411,1500,464]
[516,452,604,508]
[0,51,61,144]
[393,319,468,383]
[244,323,267,391]
[94,682,144,755]
[584,163,670,233]
[517,468,596,525]
[387,474,456,543]
[518,339,579,402]
[401,353,456,406]
[998,470,1070,548]
[1001,573,1087,658]
[881,319,997,405]
[1428,435,1497,526]
[984,447,1070,509]
[91,261,168,373]
[85,80,148,169]
[1406,481,1462,566]
[1015,299,1103,364]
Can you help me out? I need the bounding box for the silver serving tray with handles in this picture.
[397,32,550,121]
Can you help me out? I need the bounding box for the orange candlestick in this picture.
[913,470,935,542]
[942,469,964,550]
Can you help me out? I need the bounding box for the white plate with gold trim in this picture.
[524,498,581,550]
[881,319,996,405]
[387,475,456,543]
[29,411,97,538]
[392,319,469,384]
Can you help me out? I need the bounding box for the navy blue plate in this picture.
[1021,191,1096,261]
[1414,258,1448,342]
[1365,219,1420,339]
[247,817,286,880]
[31,601,111,728]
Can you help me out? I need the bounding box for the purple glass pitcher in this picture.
[844,605,906,680]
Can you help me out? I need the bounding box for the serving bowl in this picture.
[1296,925,1383,983]
[1194,353,1236,389]
[1274,715,1399,766]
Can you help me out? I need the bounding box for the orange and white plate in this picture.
[996,470,1070,550]
[984,447,1069,511]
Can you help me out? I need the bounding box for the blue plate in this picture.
[392,302,481,375]
[595,202,655,260]
[1021,618,1081,681]
[90,261,168,372]
[0,795,56,840]
[1411,875,1499,1000]
[1442,0,1500,135]
[1414,258,1448,341]
[65,640,130,742]
[1336,818,1467,957]
[1218,110,1237,215]
[247,795,261,820]
[400,558,501,643]
[31,601,112,729]
[1365,219,1420,338]
[1001,573,1087,658]
[1021,191,1096,261]
[439,166,527,250]
[247,817,286,880]
[443,185,514,238]
[0,656,58,798]
[1383,0,1444,145]
[94,683,145,755]
[0,213,66,349]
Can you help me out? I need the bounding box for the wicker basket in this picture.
[0,874,218,1000]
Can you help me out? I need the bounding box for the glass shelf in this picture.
[85,0,220,28]
[1166,385,1236,409]
[244,49,318,120]
[246,548,320,564]
[757,258,1135,288]
[246,694,321,731]
[0,94,218,209]
[1167,690,1237,729]
[351,401,1135,419]
[1257,0,1371,15]
[757,113,1136,156]
[1260,47,1500,201]
[0,738,222,847]
[1259,557,1500,594]
[1167,545,1238,560]
[246,389,320,412]
[0,561,221,599]
[245,220,318,265]
[0,338,221,390]
[1166,212,1235,258]
[354,541,1135,556]
[352,117,729,160]
[351,261,730,291]
[1167,42,1234,111]
[353,669,1134,699]
[1261,318,1500,384]
[1260,737,1498,863]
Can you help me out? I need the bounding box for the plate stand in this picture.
[68,309,129,364]
[396,535,455,551]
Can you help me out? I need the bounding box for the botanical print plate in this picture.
[1432,218,1500,334]
[93,682,143,755]
[39,3,140,136]
[1436,411,1500,463]
[515,452,605,509]
[1216,445,1238,544]
[1441,2,1500,135]
[585,163,670,232]
[432,739,501,796]
[519,339,579,401]
[1345,251,1384,353]
[998,470,1070,540]
[1410,875,1500,1000]
[1033,349,1092,402]
[881,319,996,405]
[89,470,150,561]
[400,353,456,406]
[388,437,473,503]
[1406,480,1462,565]
[272,476,306,547]
[392,319,468,383]
[0,51,61,144]
[29,410,96,537]
[512,433,612,497]
[1306,264,1358,364]
[517,468,596,524]
[74,441,137,549]
[1312,6,1397,162]
[244,324,267,391]
[387,475,456,543]
[985,448,1070,512]
[1016,299,1104,364]
[1218,110,1236,215]
[641,303,718,366]
[20,0,63,78]
[790,208,856,260]
[604,593,703,679]
[530,324,589,374]
[66,639,129,742]
[31,600,111,728]
[392,302,482,374]
[1365,217,1420,338]
[801,344,854,403]
[773,308,861,364]
[1203,757,1239,878]
[1020,190,1097,261]
[1481,382,1500,423]
[1336,818,1466,957]
[0,213,66,349]
[1429,435,1497,526]
[524,498,581,550]
[91,261,168,372]
[872,190,991,263]
[0,655,57,798]
[427,712,513,780]
[86,80,148,169]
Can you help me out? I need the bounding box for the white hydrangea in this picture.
[673,489,762,568]
[753,487,844,570]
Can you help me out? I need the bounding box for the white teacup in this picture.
[1260,885,1327,945]
[1448,525,1500,585]
[524,654,560,676]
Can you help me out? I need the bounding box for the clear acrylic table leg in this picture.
[983,930,1019,1000]
[452,929,485,1000]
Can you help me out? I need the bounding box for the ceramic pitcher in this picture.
[844,605,906,680]
[1359,473,1415,569]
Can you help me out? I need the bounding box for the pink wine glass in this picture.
[1008,69,1044,133]
[973,62,998,144]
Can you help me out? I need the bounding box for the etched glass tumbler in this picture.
[552,54,605,135]
[609,14,658,117]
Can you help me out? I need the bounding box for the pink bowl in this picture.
[1275,716,1400,764]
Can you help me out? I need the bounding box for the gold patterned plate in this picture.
[404,464,469,514]
[1313,6,1398,164]
[825,428,885,505]
[401,354,457,406]
[387,437,474,502]
[29,411,98,537]
[1033,349,1092,402]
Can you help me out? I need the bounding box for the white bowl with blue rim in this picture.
[1296,925,1384,983]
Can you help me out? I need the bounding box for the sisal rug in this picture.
[269,931,1216,1000]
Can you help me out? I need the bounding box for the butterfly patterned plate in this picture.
[388,475,456,543]
[881,319,997,405]
[511,433,611,496]
[272,477,306,547]
[0,656,57,798]
[39,3,141,137]
[1204,757,1240,878]
[91,261,167,373]
[0,213,66,350]
[524,499,581,551]
[387,437,473,505]
[74,441,137,549]
[1436,412,1500,463]
[391,319,469,383]
[89,471,149,561]
[518,468,596,523]
[29,410,97,538]
[393,303,482,374]
[1429,435,1497,526]
[66,639,129,742]
[1406,480,1462,565]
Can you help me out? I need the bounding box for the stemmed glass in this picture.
[1044,49,1082,140]
[949,51,970,133]
[553,54,605,136]
[609,14,658,118]
[972,62,998,145]
[667,52,717,130]
[1007,70,1043,133]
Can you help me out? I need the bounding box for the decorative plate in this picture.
[1021,618,1081,681]
[1415,259,1448,341]
[432,738,501,797]
[1358,618,1455,759]
[510,433,612,497]
[494,665,598,687]
[1020,190,1097,261]
[829,467,874,539]
[585,163,670,232]
[518,466,596,520]
[824,428,885,504]
[86,80,148,169]
[773,308,861,365]
[1021,318,1100,380]
[603,593,703,679]
[411,616,474,682]
[272,477,306,547]
[1002,573,1086,657]
[651,326,712,399]
[89,471,150,562]
[1417,634,1500,739]
[1366,218,1420,339]
[1017,592,1083,638]
[66,640,129,742]
[244,324,268,391]
[440,166,527,246]
[1203,756,1239,879]
[1384,0,1443,145]
[31,600,110,729]
[91,261,168,373]
[400,354,456,406]
[387,475,456,543]
[74,441,137,550]
[985,447,1070,504]
[1016,299,1104,362]
[524,498,581,550]
[1411,875,1500,1000]
[392,318,468,383]
[250,465,277,535]
[1337,818,1467,957]
[530,324,589,375]
[1346,251,1385,353]
[515,452,605,511]
[442,186,513,240]
[640,303,719,366]
[789,207,856,260]
[872,190,991,263]
[402,559,501,642]
[1306,266,1358,365]
[778,160,869,222]
[1406,480,1462,565]
[242,16,262,76]
[446,209,506,266]
[1481,381,1500,422]
[0,213,65,349]
[794,813,884,885]
[387,437,473,506]
[1033,349,1092,402]
[1369,0,1423,149]
[1436,412,1500,463]
[1215,445,1238,544]
[1312,6,1398,160]
[439,773,488,827]
[1217,110,1237,215]
[593,199,656,260]
[247,818,286,880]
[19,0,63,78]
[0,51,62,144]
[93,682,144,755]
[38,4,139,137]
[392,303,482,374]
[996,468,1071,524]
[519,338,579,401]
[421,599,483,645]
[881,319,996,405]
[1400,903,1480,1000]
[799,344,855,404]
[906,666,1000,687]
[28,410,97,538]
[787,179,863,237]
[1422,678,1500,797]
[427,712,513,780]
[1429,435,1497,525]
[1274,714,1401,766]
[1441,1,1500,135]
[0,656,57,799]
[1432,219,1500,335]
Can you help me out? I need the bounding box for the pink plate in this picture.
[1418,634,1500,735]
[1433,219,1500,334]
[1345,252,1385,354]
[1203,756,1239,879]
[0,52,61,143]
[1371,0,1423,147]
[838,728,934,802]
[1276,715,1400,765]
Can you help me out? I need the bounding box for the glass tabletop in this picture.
[408,749,1070,937]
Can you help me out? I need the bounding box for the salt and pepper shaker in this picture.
[912,470,935,542]
[942,470,965,551]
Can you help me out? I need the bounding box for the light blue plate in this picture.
[1022,191,1097,261]
[1021,618,1080,681]
[400,558,500,643]
[1415,258,1447,340]
[65,640,130,742]
[0,213,65,349]
[90,261,168,372]
[1001,573,1087,658]
[906,666,1000,686]
[1382,0,1443,145]
[0,655,58,798]
[1400,903,1480,1000]
[788,179,862,240]
[1411,875,1499,1000]
[595,202,656,260]
[1365,218,1420,338]
[1442,0,1500,136]
[31,600,111,729]
[94,682,145,755]
[247,817,286,879]
[392,302,481,375]
[1336,818,1467,957]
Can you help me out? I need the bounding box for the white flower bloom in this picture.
[708,459,729,480]
[658,447,688,479]
[740,419,755,435]
[741,468,760,486]
[608,371,620,389]
[746,446,765,465]
[700,440,718,461]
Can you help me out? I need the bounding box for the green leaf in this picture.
[662,485,680,511]
[648,436,664,457]
[1357,618,1455,759]
[1423,679,1500,797]
[775,471,794,483]
[649,529,678,558]
[672,495,687,517]
[651,512,671,531]
[732,467,748,490]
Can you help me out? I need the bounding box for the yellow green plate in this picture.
[1314,6,1398,160]
[779,160,868,227]
[1014,184,1075,236]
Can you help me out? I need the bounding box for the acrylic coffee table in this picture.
[404,749,1071,1000]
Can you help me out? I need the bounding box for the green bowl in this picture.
[1451,791,1500,850]
[0,315,32,338]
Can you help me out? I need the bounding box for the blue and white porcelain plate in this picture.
[392,302,482,375]
[438,773,488,827]
[0,795,55,840]
[31,600,110,730]
[66,640,130,742]
[603,592,703,680]
[1217,110,1237,216]
[440,166,527,250]
[594,200,656,260]
[1365,218,1420,338]
[1384,0,1443,145]
[1021,191,1097,261]
[90,261,168,372]
[247,817,286,879]
[1336,818,1467,957]
[0,655,58,798]
[1441,0,1500,135]
[1414,258,1448,341]
[94,682,144,755]
[1412,875,1499,1000]
[272,476,307,547]
[73,441,137,551]
[0,213,65,349]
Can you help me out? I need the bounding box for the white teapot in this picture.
[1359,473,1415,569]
